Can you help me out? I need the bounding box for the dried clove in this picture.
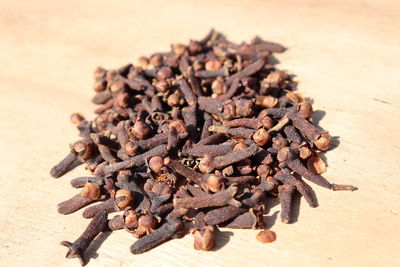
[50,151,78,178]
[108,215,125,231]
[173,185,241,209]
[277,147,356,191]
[130,219,183,254]
[256,229,276,243]
[61,211,108,266]
[193,225,215,251]
[224,207,264,229]
[198,144,258,173]
[278,184,295,223]
[57,194,97,215]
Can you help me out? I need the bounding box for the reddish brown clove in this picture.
[193,225,215,251]
[252,128,270,146]
[256,229,276,243]
[80,182,101,200]
[50,151,78,178]
[134,214,158,238]
[287,112,332,151]
[173,185,241,209]
[307,156,326,174]
[124,209,140,231]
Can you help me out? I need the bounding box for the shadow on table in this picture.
[213,228,234,251]
[263,210,279,229]
[85,230,112,265]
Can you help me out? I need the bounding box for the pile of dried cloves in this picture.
[51,29,356,266]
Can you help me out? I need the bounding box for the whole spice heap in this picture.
[51,29,356,266]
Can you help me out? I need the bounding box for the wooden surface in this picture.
[1,0,399,266]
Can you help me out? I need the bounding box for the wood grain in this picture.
[0,0,399,266]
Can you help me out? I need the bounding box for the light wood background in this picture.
[0,0,399,266]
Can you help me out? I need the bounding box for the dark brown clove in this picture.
[165,159,223,192]
[283,125,303,144]
[92,90,112,105]
[95,145,168,176]
[173,185,240,209]
[225,175,257,185]
[130,219,183,254]
[108,215,125,231]
[57,194,96,215]
[167,126,180,151]
[257,176,278,192]
[195,69,228,79]
[217,78,240,102]
[70,176,105,188]
[187,66,203,96]
[277,147,356,191]
[223,207,264,229]
[226,57,266,86]
[208,125,255,139]
[182,105,198,139]
[204,190,264,225]
[177,78,197,106]
[196,132,227,146]
[274,168,317,208]
[185,143,234,158]
[198,96,224,117]
[134,132,169,151]
[50,151,78,178]
[61,211,108,266]
[90,133,117,164]
[204,206,246,225]
[287,112,332,151]
[198,144,258,173]
[200,112,213,139]
[278,184,295,223]
[224,118,259,129]
[82,198,118,219]
[82,189,133,218]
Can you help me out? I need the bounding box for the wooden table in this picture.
[1,0,399,266]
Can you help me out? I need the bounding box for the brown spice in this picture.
[50,30,356,263]
[256,229,276,243]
